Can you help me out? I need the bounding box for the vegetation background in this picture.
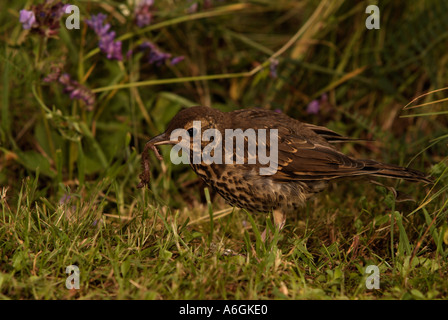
[0,0,447,299]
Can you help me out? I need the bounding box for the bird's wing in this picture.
[229,109,370,181]
[231,109,367,143]
[271,129,368,181]
[302,123,370,143]
[228,109,430,183]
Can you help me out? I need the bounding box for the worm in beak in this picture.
[137,132,177,188]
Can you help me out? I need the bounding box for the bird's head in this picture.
[138,106,227,188]
[146,106,226,148]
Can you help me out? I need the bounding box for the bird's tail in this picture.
[360,159,433,184]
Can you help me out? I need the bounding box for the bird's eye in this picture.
[187,127,197,137]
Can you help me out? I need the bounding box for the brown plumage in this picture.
[138,106,432,235]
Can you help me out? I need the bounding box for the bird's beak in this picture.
[147,132,177,146]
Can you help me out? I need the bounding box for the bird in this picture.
[138,106,432,238]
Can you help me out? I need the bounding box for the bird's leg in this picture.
[261,210,286,242]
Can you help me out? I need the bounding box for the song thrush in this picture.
[138,106,432,236]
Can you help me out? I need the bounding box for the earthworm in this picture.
[137,142,163,189]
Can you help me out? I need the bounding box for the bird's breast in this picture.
[190,162,314,214]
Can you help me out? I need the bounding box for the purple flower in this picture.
[58,73,96,109]
[142,41,171,65]
[99,31,123,60]
[187,3,198,13]
[19,1,68,37]
[135,0,154,27]
[306,94,328,115]
[187,0,214,12]
[19,10,36,29]
[85,13,108,35]
[86,14,123,61]
[170,56,185,65]
[306,100,320,114]
[59,193,71,205]
[269,59,279,78]
[139,41,183,66]
[43,62,64,83]
[62,4,71,13]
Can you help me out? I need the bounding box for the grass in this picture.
[1,0,448,300]
[1,173,447,299]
